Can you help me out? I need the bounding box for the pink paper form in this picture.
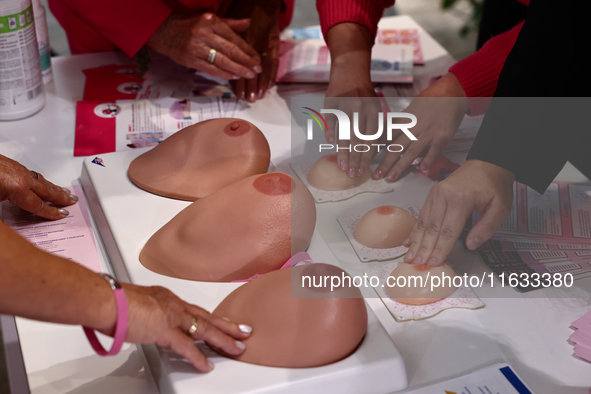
[1,184,101,272]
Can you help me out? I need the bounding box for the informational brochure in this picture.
[402,363,535,394]
[82,61,234,102]
[478,249,591,292]
[277,40,414,83]
[290,26,425,64]
[471,181,591,244]
[1,185,101,273]
[74,95,246,156]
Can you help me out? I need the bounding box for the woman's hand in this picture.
[147,12,262,81]
[107,283,251,372]
[0,154,77,220]
[227,0,282,102]
[403,159,515,267]
[373,73,470,181]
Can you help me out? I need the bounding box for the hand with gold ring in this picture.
[112,283,252,373]
[147,12,262,81]
[0,154,78,220]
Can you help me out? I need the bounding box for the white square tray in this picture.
[80,149,408,394]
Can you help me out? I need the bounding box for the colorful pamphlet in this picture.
[277,40,413,83]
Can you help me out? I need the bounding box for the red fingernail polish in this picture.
[340,160,347,171]
[387,172,397,181]
[373,170,383,179]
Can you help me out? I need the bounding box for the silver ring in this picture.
[187,317,198,336]
[31,171,38,180]
[207,48,217,64]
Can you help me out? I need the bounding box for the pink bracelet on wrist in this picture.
[83,273,128,356]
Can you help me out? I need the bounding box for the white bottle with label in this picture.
[0,0,46,120]
[32,0,51,84]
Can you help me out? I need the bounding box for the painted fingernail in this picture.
[427,257,438,266]
[387,172,397,181]
[70,194,79,201]
[358,168,364,176]
[208,360,215,370]
[246,71,255,79]
[249,92,256,102]
[412,256,422,265]
[258,89,263,99]
[59,209,69,216]
[420,163,428,171]
[253,65,262,73]
[468,237,482,250]
[373,170,383,179]
[235,340,246,351]
[327,135,334,143]
[339,160,347,171]
[239,324,252,334]
[348,167,356,177]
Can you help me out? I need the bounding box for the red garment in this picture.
[317,0,395,39]
[48,0,294,57]
[317,0,530,115]
[449,0,530,114]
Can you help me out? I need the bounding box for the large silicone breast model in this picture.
[386,263,458,305]
[128,118,270,201]
[354,206,417,249]
[139,173,317,282]
[212,264,368,368]
[307,154,371,190]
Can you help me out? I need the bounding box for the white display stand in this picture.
[79,148,408,394]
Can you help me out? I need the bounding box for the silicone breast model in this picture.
[128,118,270,201]
[386,263,458,305]
[307,154,371,190]
[140,173,316,282]
[354,206,417,249]
[212,264,367,368]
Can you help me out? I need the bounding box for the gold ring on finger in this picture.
[187,317,198,336]
[207,48,217,64]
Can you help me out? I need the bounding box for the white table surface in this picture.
[1,14,590,394]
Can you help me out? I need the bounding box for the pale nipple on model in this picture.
[139,173,316,282]
[128,118,271,201]
[354,206,417,249]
